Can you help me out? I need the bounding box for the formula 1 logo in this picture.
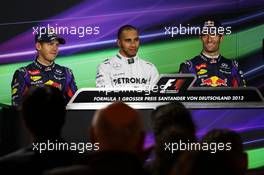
[156,75,195,94]
[160,79,183,93]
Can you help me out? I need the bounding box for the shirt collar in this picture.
[200,52,221,63]
[116,53,138,64]
[34,59,55,71]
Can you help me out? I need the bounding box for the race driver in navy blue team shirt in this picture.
[11,30,77,107]
[179,20,246,87]
[96,25,159,88]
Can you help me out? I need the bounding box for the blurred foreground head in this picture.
[90,102,145,154]
[171,150,245,175]
[22,86,66,140]
[202,129,248,171]
[151,102,196,139]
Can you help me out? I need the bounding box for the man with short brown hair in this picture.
[179,20,246,87]
[11,30,77,106]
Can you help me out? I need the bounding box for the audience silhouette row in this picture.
[0,86,255,175]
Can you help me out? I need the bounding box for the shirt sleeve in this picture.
[95,62,112,88]
[231,60,246,87]
[179,61,192,73]
[149,64,160,85]
[65,68,78,102]
[11,68,27,107]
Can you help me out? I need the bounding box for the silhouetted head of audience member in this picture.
[202,129,248,171]
[90,102,145,155]
[151,102,196,140]
[147,102,196,175]
[153,126,196,175]
[171,150,245,175]
[22,86,66,141]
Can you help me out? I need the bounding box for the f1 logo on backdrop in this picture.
[160,79,178,93]
[160,79,186,93]
[157,74,195,94]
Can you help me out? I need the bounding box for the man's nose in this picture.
[131,41,137,47]
[52,45,59,50]
[208,35,214,42]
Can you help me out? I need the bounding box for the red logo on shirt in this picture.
[195,63,207,70]
[28,70,40,75]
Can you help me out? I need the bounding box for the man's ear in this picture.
[117,39,121,48]
[35,42,41,51]
[220,35,224,42]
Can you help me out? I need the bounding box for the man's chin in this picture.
[128,52,137,57]
[47,58,56,63]
[205,48,218,53]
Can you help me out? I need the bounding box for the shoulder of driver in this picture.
[97,58,111,70]
[138,58,156,68]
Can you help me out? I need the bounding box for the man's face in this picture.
[36,40,59,63]
[200,34,223,54]
[118,29,140,58]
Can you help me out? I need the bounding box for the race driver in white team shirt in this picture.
[96,25,159,88]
